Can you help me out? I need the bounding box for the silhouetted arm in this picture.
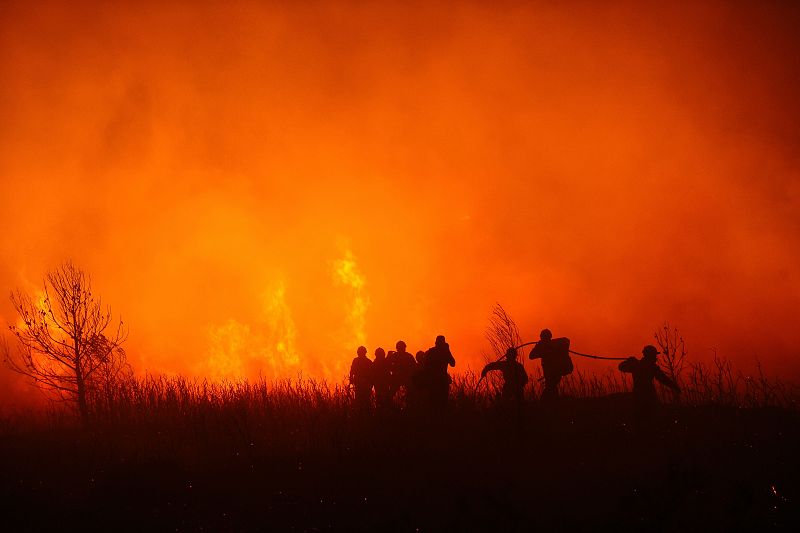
[618,357,637,373]
[481,361,502,377]
[654,367,681,392]
[528,345,543,360]
[442,345,455,367]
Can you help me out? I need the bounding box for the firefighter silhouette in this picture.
[528,329,573,401]
[618,345,681,411]
[481,347,528,404]
[388,340,417,403]
[349,346,373,411]
[372,347,392,409]
[422,335,455,409]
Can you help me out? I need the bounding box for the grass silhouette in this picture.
[1,360,798,531]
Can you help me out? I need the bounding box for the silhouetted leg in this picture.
[376,390,393,412]
[542,376,562,402]
[433,384,449,411]
[354,388,371,414]
[632,394,658,431]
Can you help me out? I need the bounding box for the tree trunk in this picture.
[76,363,89,427]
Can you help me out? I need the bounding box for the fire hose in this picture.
[513,341,628,361]
[476,342,629,392]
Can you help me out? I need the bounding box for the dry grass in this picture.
[31,355,785,433]
[1,359,798,531]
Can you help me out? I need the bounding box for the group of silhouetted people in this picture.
[481,328,680,408]
[349,335,455,413]
[477,328,574,406]
[350,328,681,416]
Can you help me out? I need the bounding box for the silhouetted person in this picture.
[388,340,417,401]
[528,329,573,402]
[411,350,427,386]
[618,345,680,413]
[372,347,392,409]
[481,348,529,405]
[349,346,373,412]
[423,335,455,410]
[409,350,428,409]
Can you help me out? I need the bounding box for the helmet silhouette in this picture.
[642,345,660,357]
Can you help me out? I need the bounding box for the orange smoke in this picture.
[1,1,800,404]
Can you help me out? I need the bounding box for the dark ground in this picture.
[1,400,798,532]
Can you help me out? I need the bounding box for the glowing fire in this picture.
[206,319,248,379]
[204,281,301,380]
[329,249,370,378]
[3,2,800,398]
[332,249,369,343]
[260,282,300,373]
[201,251,369,383]
[8,289,76,378]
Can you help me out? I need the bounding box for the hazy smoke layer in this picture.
[2,1,799,402]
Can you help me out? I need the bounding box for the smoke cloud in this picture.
[2,1,799,404]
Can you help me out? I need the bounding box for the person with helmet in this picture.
[528,328,573,401]
[349,346,373,412]
[372,347,393,410]
[409,350,428,409]
[481,347,529,405]
[422,335,456,410]
[387,340,417,403]
[618,345,681,409]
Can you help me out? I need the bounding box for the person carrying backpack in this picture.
[528,329,573,401]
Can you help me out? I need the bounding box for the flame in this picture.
[332,249,369,344]
[203,256,368,383]
[330,249,369,378]
[9,289,80,378]
[260,281,300,374]
[11,289,58,342]
[203,281,301,380]
[3,2,800,398]
[206,319,248,379]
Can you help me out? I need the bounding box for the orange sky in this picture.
[1,1,799,401]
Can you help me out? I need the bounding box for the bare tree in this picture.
[654,322,687,389]
[4,261,128,424]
